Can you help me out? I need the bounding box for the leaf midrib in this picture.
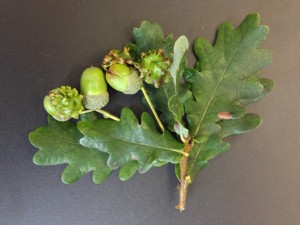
[193,45,238,137]
[84,127,183,154]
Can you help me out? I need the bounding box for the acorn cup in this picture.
[105,63,143,95]
[80,66,109,110]
[43,86,84,121]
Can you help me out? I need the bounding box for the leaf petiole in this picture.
[176,150,189,157]
[95,109,120,121]
[80,109,120,121]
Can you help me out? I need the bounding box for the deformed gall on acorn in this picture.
[43,86,84,121]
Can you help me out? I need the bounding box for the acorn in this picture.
[80,66,109,110]
[43,86,84,121]
[106,63,143,95]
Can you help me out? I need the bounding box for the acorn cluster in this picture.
[43,47,171,121]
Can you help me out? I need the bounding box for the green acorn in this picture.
[43,86,84,121]
[139,49,171,88]
[80,66,109,110]
[106,64,143,95]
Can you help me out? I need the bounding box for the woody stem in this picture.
[176,137,193,212]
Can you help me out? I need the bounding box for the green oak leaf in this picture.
[29,116,112,184]
[184,13,274,139]
[168,36,190,137]
[78,108,185,174]
[182,13,274,183]
[127,21,174,60]
[170,36,189,91]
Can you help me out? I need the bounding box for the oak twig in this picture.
[176,137,193,211]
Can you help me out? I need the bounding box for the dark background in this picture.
[0,1,299,225]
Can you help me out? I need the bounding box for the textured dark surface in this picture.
[0,1,299,225]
